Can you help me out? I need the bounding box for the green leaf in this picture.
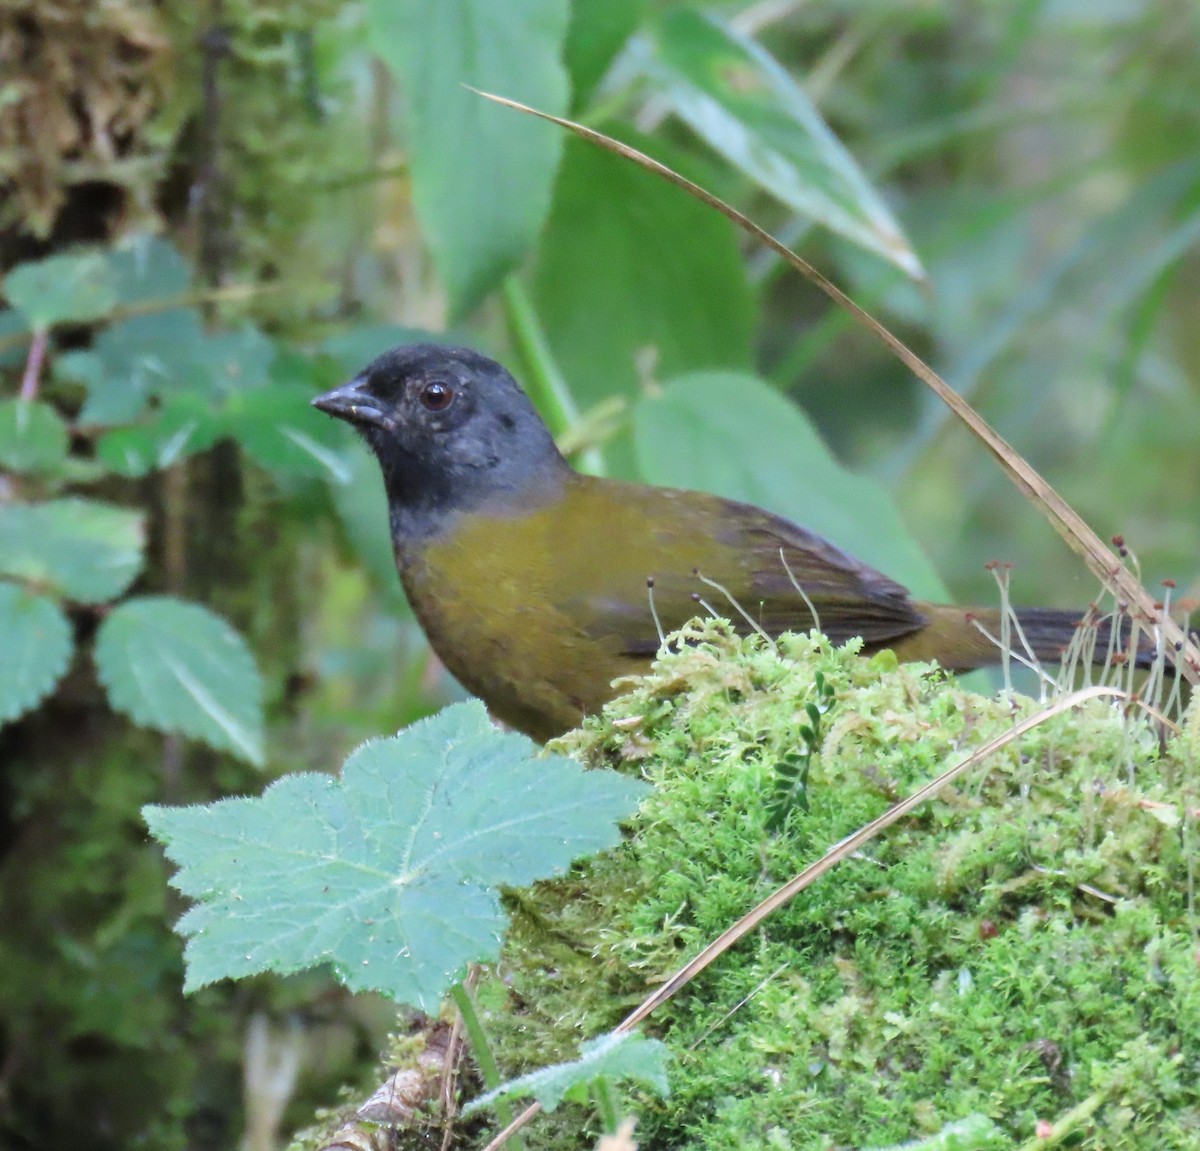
[465,1030,671,1114]
[565,0,645,110]
[105,235,191,304]
[3,250,118,329]
[532,131,755,417]
[95,597,264,766]
[0,498,144,604]
[633,372,948,601]
[368,0,571,316]
[143,701,648,1006]
[94,392,223,478]
[327,441,407,603]
[59,310,207,426]
[227,383,353,481]
[0,399,69,473]
[0,583,73,726]
[62,314,274,427]
[644,9,921,278]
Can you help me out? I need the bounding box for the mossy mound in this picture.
[484,621,1200,1150]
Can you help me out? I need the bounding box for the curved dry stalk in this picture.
[471,89,1199,686]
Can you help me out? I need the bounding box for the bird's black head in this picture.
[312,344,569,541]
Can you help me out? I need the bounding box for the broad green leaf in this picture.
[95,597,264,765]
[465,1030,670,1114]
[94,393,223,478]
[106,235,191,304]
[0,583,73,726]
[174,324,275,398]
[62,314,273,427]
[369,0,571,316]
[143,701,648,1006]
[565,0,645,109]
[633,372,948,601]
[0,399,69,473]
[644,9,921,278]
[3,250,118,329]
[532,131,755,414]
[227,383,353,481]
[0,498,144,604]
[60,310,207,426]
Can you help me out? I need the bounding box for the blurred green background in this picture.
[0,0,1197,1147]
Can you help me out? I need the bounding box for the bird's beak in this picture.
[311,376,390,430]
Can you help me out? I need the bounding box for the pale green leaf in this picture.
[0,583,73,726]
[465,1030,670,1114]
[143,701,648,1007]
[0,399,69,473]
[95,597,264,766]
[0,498,144,604]
[94,393,223,478]
[3,250,118,328]
[633,372,948,601]
[368,0,570,316]
[644,10,921,277]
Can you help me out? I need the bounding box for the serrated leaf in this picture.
[633,371,948,601]
[59,310,207,426]
[0,583,73,726]
[106,235,191,304]
[0,498,144,604]
[0,399,69,473]
[369,0,571,316]
[95,597,264,765]
[643,10,921,278]
[465,1031,670,1115]
[143,701,648,1007]
[3,250,118,328]
[94,393,223,478]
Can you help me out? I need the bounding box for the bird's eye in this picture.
[418,381,455,412]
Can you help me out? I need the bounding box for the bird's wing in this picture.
[564,482,928,657]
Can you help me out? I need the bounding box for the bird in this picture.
[313,343,1130,743]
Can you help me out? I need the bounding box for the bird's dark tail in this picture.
[895,604,1171,673]
[1010,606,1164,670]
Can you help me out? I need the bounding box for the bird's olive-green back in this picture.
[398,473,928,740]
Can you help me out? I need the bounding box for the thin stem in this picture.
[501,277,606,476]
[450,981,525,1151]
[19,329,48,401]
[590,1077,620,1135]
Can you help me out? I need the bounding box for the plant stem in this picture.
[501,276,606,476]
[450,980,526,1151]
[591,1076,620,1134]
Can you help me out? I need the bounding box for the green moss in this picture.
[478,622,1200,1150]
